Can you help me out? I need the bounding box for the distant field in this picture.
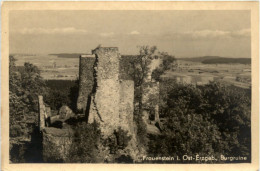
[165,59,251,89]
[13,54,79,80]
[12,54,251,89]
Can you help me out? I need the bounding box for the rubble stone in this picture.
[59,105,74,120]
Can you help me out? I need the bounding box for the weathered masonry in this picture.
[77,46,162,135]
[79,47,135,135]
[77,54,95,112]
[38,95,75,162]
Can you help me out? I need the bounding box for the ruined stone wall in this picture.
[38,96,54,130]
[42,127,73,162]
[89,47,121,135]
[77,54,136,113]
[38,96,45,132]
[119,80,134,132]
[38,96,75,162]
[77,55,95,111]
[38,96,52,131]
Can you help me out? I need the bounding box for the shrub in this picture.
[105,127,132,154]
[67,121,101,163]
[115,155,134,163]
[10,125,23,137]
[10,143,27,163]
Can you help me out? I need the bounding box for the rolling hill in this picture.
[49,53,82,58]
[177,56,251,64]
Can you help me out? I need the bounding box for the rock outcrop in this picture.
[38,96,51,131]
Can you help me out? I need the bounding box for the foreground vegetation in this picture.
[148,80,251,163]
[9,56,46,162]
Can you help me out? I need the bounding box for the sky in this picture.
[9,10,251,58]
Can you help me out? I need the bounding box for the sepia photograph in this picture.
[1,1,259,171]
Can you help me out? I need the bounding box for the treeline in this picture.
[49,53,82,58]
[50,53,140,59]
[179,56,251,64]
[44,80,79,113]
[202,57,250,64]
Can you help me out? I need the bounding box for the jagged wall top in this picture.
[92,47,120,80]
[81,54,95,58]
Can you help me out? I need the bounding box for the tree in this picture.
[202,82,251,158]
[9,56,46,128]
[150,83,221,160]
[128,46,177,149]
[148,81,251,163]
[151,67,164,82]
[9,56,24,127]
[129,46,157,85]
[160,52,177,71]
[9,56,47,162]
[129,46,177,115]
[151,52,177,81]
[128,46,157,147]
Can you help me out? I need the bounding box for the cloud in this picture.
[12,27,88,34]
[173,28,251,40]
[129,31,140,35]
[184,30,229,38]
[231,28,251,37]
[99,32,114,37]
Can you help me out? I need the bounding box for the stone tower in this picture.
[88,47,121,135]
[76,47,135,136]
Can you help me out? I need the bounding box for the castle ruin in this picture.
[87,47,134,135]
[39,46,160,162]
